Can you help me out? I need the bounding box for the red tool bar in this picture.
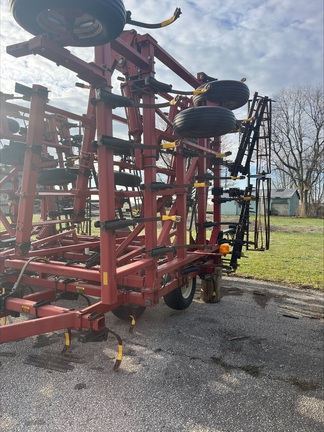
[7,35,107,87]
[95,44,118,305]
[23,241,101,258]
[3,100,90,123]
[5,259,101,282]
[139,35,200,89]
[0,305,105,343]
[3,274,102,298]
[14,84,48,254]
[111,35,150,70]
[4,297,71,318]
[0,313,77,343]
[156,255,209,279]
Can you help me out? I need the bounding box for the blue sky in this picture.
[0,0,323,115]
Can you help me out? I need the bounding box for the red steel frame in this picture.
[0,31,226,343]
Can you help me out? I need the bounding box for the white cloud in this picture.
[0,0,322,114]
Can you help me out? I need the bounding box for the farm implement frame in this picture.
[0,1,271,366]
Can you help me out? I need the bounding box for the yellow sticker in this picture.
[103,272,108,285]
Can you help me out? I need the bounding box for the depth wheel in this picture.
[7,118,20,134]
[163,277,196,310]
[37,168,78,186]
[112,304,146,321]
[193,80,250,110]
[114,171,141,188]
[173,106,236,138]
[9,0,126,46]
[0,141,25,165]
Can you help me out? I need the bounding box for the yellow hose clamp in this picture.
[162,215,182,222]
[242,117,254,123]
[161,17,174,27]
[170,95,182,105]
[162,142,176,149]
[34,256,50,263]
[193,87,208,95]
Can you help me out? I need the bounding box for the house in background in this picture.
[220,188,300,216]
[270,188,300,216]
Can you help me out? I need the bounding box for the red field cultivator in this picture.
[0,1,271,367]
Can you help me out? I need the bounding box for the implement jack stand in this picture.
[200,268,222,303]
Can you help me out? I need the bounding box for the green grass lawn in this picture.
[1,214,323,290]
[235,217,323,290]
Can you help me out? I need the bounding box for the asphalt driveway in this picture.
[0,277,323,432]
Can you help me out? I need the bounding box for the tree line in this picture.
[272,85,323,217]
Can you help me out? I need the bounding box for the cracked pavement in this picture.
[0,277,323,432]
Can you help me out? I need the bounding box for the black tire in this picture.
[193,80,250,110]
[9,0,126,47]
[0,141,25,165]
[114,171,141,188]
[173,106,236,138]
[163,277,196,310]
[112,304,146,321]
[7,118,20,134]
[38,168,77,186]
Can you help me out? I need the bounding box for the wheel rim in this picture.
[37,9,103,40]
[181,279,193,299]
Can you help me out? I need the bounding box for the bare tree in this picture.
[272,85,324,217]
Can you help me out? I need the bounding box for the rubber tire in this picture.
[9,0,126,47]
[114,171,141,188]
[173,106,236,138]
[7,118,20,134]
[112,304,146,321]
[163,277,196,310]
[37,168,77,186]
[193,80,250,110]
[0,141,25,165]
